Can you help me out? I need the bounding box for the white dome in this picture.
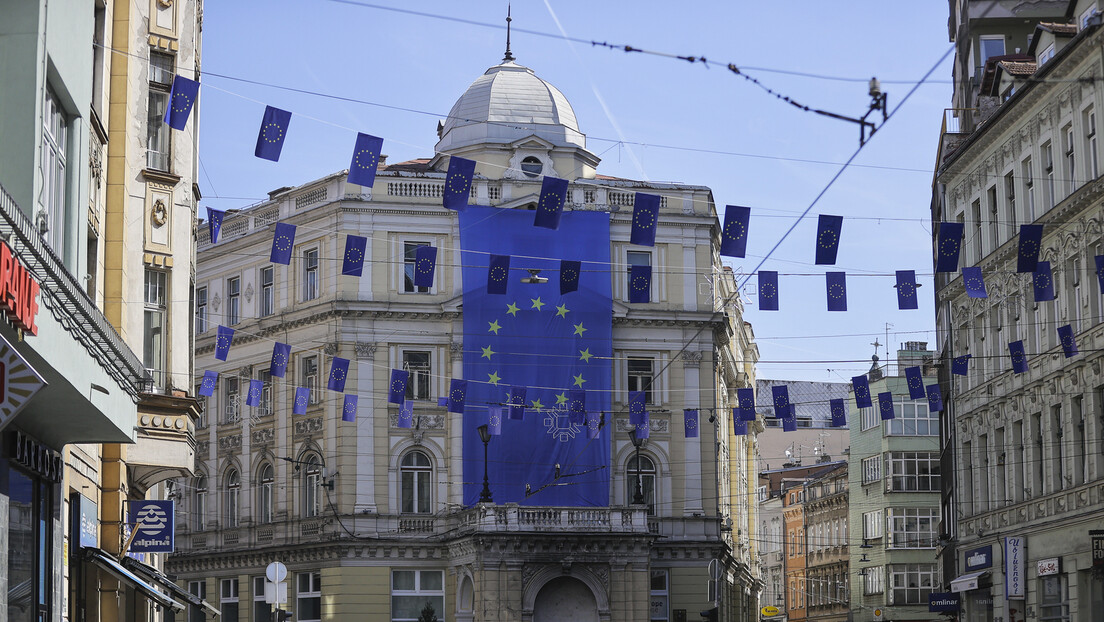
[435,61,586,154]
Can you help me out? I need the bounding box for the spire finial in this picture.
[503,2,515,62]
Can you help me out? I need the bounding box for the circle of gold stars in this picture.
[262,122,284,143]
[391,379,405,393]
[332,368,346,382]
[172,92,192,112]
[761,283,777,298]
[686,416,697,431]
[417,257,433,274]
[726,220,744,241]
[829,283,845,299]
[490,266,508,282]
[296,394,308,408]
[898,282,915,298]
[1021,239,1038,256]
[939,238,957,256]
[274,234,292,252]
[819,229,837,248]
[966,278,983,292]
[1035,273,1051,290]
[344,400,356,416]
[632,275,649,291]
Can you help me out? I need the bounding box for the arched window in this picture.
[225,469,240,528]
[626,454,656,515]
[194,475,208,531]
[257,463,274,524]
[303,454,322,518]
[400,451,432,514]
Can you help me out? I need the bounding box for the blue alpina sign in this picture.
[128,500,174,553]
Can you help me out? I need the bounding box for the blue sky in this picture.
[197,1,953,383]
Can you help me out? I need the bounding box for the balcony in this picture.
[935,108,978,170]
[127,391,201,490]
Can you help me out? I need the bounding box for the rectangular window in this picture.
[224,376,240,424]
[979,35,1005,65]
[862,456,882,485]
[888,564,936,605]
[1086,109,1098,179]
[1044,141,1056,209]
[402,350,432,400]
[227,276,241,325]
[649,569,669,621]
[887,507,940,548]
[7,469,53,621]
[885,400,938,436]
[260,266,274,316]
[1039,575,1069,621]
[1065,125,1077,194]
[860,406,879,432]
[971,199,984,263]
[220,578,239,622]
[189,581,208,622]
[404,241,431,293]
[296,572,321,622]
[627,356,655,404]
[1023,157,1035,222]
[43,86,68,252]
[862,566,884,595]
[987,185,999,250]
[253,577,272,622]
[626,250,652,301]
[196,286,209,333]
[391,570,444,622]
[885,452,940,492]
[302,248,319,301]
[144,269,168,388]
[259,369,274,417]
[301,355,320,405]
[862,509,883,540]
[1005,171,1016,226]
[147,52,173,171]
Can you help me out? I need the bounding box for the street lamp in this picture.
[629,427,645,505]
[478,424,493,503]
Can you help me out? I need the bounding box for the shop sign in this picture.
[965,544,993,570]
[928,592,960,612]
[760,605,780,617]
[127,500,174,553]
[11,430,62,482]
[1036,557,1060,576]
[1005,536,1025,599]
[0,330,46,433]
[77,493,98,548]
[1092,531,1104,568]
[0,240,40,335]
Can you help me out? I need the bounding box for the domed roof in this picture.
[435,61,586,154]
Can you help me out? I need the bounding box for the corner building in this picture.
[171,54,762,621]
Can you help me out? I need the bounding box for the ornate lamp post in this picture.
[478,424,493,503]
[630,427,645,505]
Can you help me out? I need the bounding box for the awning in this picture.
[950,570,991,593]
[120,556,222,617]
[84,549,184,612]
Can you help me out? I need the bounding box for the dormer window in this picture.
[521,156,543,178]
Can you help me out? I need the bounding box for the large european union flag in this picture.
[461,207,612,506]
[164,75,199,130]
[255,106,292,162]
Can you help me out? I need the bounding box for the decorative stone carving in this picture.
[212,292,221,311]
[197,441,210,455]
[251,428,274,445]
[294,417,324,437]
[239,366,251,378]
[522,564,537,590]
[218,434,242,452]
[355,342,376,359]
[651,419,669,432]
[682,351,703,368]
[323,342,338,356]
[451,341,464,361]
[244,282,254,303]
[390,414,444,430]
[151,199,168,227]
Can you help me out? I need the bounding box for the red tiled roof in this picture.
[1038,22,1078,36]
[380,158,432,172]
[998,60,1037,77]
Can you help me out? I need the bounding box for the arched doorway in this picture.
[533,577,599,622]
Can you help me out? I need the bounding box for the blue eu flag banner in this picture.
[199,370,217,396]
[443,156,475,210]
[1095,255,1104,291]
[255,105,292,162]
[684,409,699,438]
[586,411,602,440]
[1033,262,1055,302]
[963,267,988,298]
[628,391,647,425]
[461,207,612,506]
[738,388,755,421]
[826,271,847,311]
[293,388,310,415]
[636,412,650,439]
[935,222,964,272]
[397,400,414,428]
[628,264,651,303]
[879,391,895,420]
[759,271,779,311]
[720,206,750,258]
[1009,340,1028,374]
[507,385,527,420]
[348,132,383,188]
[829,399,847,427]
[246,380,262,407]
[342,235,367,277]
[953,354,971,376]
[560,260,581,295]
[815,214,843,265]
[487,254,511,295]
[1058,325,1079,358]
[270,342,291,378]
[733,417,748,436]
[487,406,504,435]
[327,357,350,392]
[448,379,467,414]
[852,375,872,408]
[781,406,797,432]
[534,176,568,229]
[342,394,358,422]
[207,207,224,244]
[904,366,925,399]
[568,390,586,420]
[388,369,409,405]
[630,193,661,246]
[926,384,944,412]
[1017,224,1044,273]
[771,385,789,417]
[215,325,234,361]
[896,270,918,310]
[271,223,296,265]
[414,245,437,288]
[164,75,199,130]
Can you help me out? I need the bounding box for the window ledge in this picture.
[142,168,182,186]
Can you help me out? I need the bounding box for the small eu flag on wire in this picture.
[815,214,843,265]
[270,222,296,265]
[895,270,918,310]
[255,105,292,162]
[327,357,350,392]
[826,271,847,311]
[342,395,358,422]
[560,260,581,295]
[771,385,789,417]
[389,369,409,405]
[720,206,750,258]
[684,409,699,438]
[487,406,503,435]
[1095,255,1104,291]
[852,375,872,408]
[935,222,964,272]
[293,388,310,415]
[1033,261,1055,302]
[879,392,895,420]
[636,412,650,439]
[342,234,367,277]
[246,380,263,407]
[738,388,755,421]
[629,264,651,303]
[904,366,925,399]
[487,254,510,295]
[759,271,779,311]
[215,325,234,361]
[414,245,437,288]
[508,386,527,420]
[733,416,748,436]
[963,267,988,298]
[926,384,944,412]
[207,207,224,244]
[952,354,971,376]
[348,132,383,188]
[630,193,661,246]
[164,75,199,130]
[586,411,602,439]
[1009,340,1028,374]
[781,406,797,432]
[443,156,475,211]
[628,391,647,425]
[1058,325,1078,358]
[448,379,467,414]
[397,400,414,428]
[534,176,568,229]
[270,342,291,378]
[830,399,847,427]
[1017,224,1044,273]
[199,370,217,397]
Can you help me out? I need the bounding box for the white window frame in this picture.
[300,354,320,405]
[885,451,940,492]
[888,563,936,605]
[627,453,657,516]
[302,247,319,301]
[193,475,207,531]
[402,239,432,294]
[860,406,878,432]
[302,454,322,518]
[258,369,274,417]
[627,355,656,405]
[650,569,669,621]
[196,285,209,333]
[43,86,69,251]
[1038,43,1056,66]
[401,349,432,401]
[1087,108,1099,180]
[862,509,883,540]
[1043,141,1055,209]
[885,400,938,436]
[260,265,275,317]
[147,52,173,171]
[625,248,654,302]
[400,450,433,514]
[188,580,208,622]
[887,507,940,549]
[1065,124,1077,194]
[296,571,322,622]
[227,276,241,325]
[862,565,884,596]
[252,577,271,622]
[978,34,1006,66]
[223,376,240,424]
[225,468,240,528]
[257,463,274,524]
[390,570,445,622]
[1022,157,1035,222]
[220,578,239,622]
[144,269,168,388]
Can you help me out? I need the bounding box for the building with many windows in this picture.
[170,49,762,621]
[934,1,1104,620]
[802,463,848,622]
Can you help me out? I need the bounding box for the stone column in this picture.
[354,341,377,513]
[682,351,704,514]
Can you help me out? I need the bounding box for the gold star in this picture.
[481,345,496,360]
[530,398,545,411]
[555,392,568,405]
[506,302,520,316]
[487,371,501,385]
[555,304,570,317]
[488,319,502,334]
[530,297,545,310]
[579,348,593,362]
[573,323,587,336]
[573,374,587,387]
